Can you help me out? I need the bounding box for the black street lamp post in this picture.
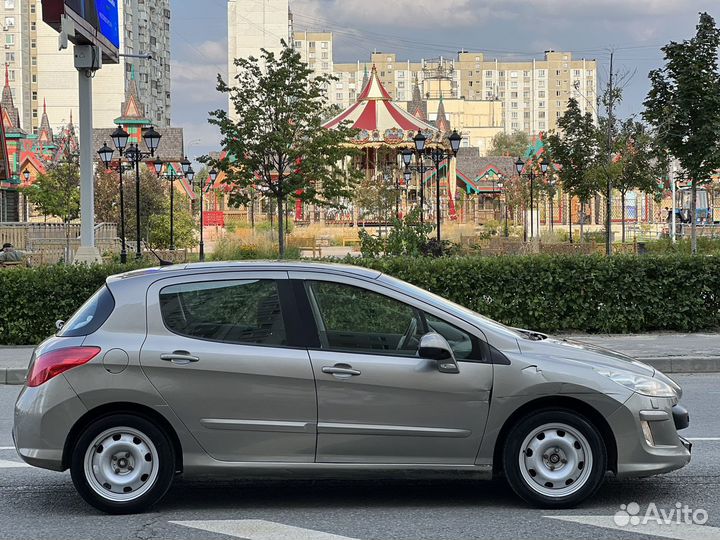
[124,126,162,260]
[496,178,509,237]
[154,155,192,251]
[427,130,462,242]
[548,177,556,232]
[195,168,214,262]
[515,156,548,241]
[98,126,131,262]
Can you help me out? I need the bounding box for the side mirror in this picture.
[55,320,65,331]
[418,332,459,374]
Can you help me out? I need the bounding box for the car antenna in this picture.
[142,241,174,266]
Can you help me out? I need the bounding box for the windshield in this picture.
[57,285,115,337]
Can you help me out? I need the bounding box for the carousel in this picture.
[312,65,461,225]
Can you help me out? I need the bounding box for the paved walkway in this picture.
[1,333,719,383]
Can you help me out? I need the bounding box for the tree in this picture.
[489,131,530,157]
[204,42,361,257]
[644,12,720,254]
[21,159,80,261]
[147,202,197,250]
[354,173,397,227]
[94,164,170,245]
[546,98,600,242]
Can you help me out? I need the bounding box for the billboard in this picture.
[42,0,119,64]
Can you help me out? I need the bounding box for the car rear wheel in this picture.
[503,409,607,508]
[70,414,175,514]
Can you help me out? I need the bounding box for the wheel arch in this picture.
[492,395,618,477]
[62,402,184,474]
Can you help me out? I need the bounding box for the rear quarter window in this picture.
[57,285,116,337]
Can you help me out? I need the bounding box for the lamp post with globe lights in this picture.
[124,126,162,259]
[97,126,132,262]
[514,156,548,241]
[194,167,214,262]
[427,130,463,242]
[153,155,192,251]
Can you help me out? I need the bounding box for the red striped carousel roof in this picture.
[322,65,440,145]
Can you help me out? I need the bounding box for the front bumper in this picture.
[610,392,691,479]
[13,375,87,471]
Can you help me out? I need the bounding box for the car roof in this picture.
[106,260,382,285]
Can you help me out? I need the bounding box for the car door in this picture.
[140,271,317,463]
[290,272,493,465]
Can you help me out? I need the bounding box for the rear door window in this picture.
[159,279,286,346]
[57,285,115,337]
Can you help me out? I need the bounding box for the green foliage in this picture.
[644,237,720,255]
[210,236,301,261]
[21,160,80,224]
[0,262,147,345]
[359,209,434,257]
[644,13,720,253]
[350,255,720,334]
[3,254,720,344]
[489,131,531,156]
[204,41,362,257]
[147,201,198,250]
[546,98,601,205]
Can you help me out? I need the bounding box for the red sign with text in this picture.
[203,211,225,227]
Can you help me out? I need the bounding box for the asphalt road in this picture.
[0,375,719,540]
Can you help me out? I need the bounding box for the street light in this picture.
[514,156,548,241]
[195,167,213,262]
[428,130,463,242]
[497,178,509,237]
[154,157,192,251]
[98,139,129,263]
[125,127,162,260]
[22,170,31,183]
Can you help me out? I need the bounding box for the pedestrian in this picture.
[665,207,672,222]
[0,242,24,263]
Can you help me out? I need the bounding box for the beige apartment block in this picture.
[423,98,504,155]
[455,50,597,134]
[3,0,171,133]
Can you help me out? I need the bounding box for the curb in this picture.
[0,357,719,386]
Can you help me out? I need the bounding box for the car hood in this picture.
[516,333,656,377]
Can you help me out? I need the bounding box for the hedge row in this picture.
[1,255,719,345]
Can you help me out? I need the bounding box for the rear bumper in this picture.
[610,393,691,479]
[13,375,87,472]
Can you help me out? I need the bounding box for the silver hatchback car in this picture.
[14,262,691,513]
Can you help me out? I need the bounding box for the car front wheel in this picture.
[70,414,175,514]
[503,409,607,508]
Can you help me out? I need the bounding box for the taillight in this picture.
[27,347,101,387]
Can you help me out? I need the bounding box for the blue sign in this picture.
[96,0,119,49]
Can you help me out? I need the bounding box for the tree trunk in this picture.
[579,201,585,242]
[65,218,70,264]
[621,191,626,243]
[691,180,697,255]
[277,193,285,259]
[568,194,573,244]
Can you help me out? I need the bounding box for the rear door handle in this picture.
[322,364,361,377]
[160,351,199,365]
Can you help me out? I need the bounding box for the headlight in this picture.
[595,369,678,398]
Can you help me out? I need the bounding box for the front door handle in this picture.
[160,351,199,365]
[322,364,361,378]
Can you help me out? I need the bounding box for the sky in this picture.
[170,0,720,162]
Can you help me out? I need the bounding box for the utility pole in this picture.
[605,50,614,256]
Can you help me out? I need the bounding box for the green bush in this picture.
[2,254,719,345]
[350,254,720,334]
[210,236,301,261]
[0,262,147,345]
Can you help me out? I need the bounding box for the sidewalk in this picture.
[1,333,719,384]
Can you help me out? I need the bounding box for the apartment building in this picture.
[1,0,171,133]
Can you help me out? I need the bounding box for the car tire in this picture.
[70,414,175,514]
[503,408,607,508]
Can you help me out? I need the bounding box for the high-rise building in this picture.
[292,30,597,136]
[1,0,171,133]
[227,0,293,118]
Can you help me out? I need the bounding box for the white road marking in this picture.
[0,446,15,450]
[546,515,720,540]
[0,459,30,468]
[170,520,359,540]
[687,437,720,441]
